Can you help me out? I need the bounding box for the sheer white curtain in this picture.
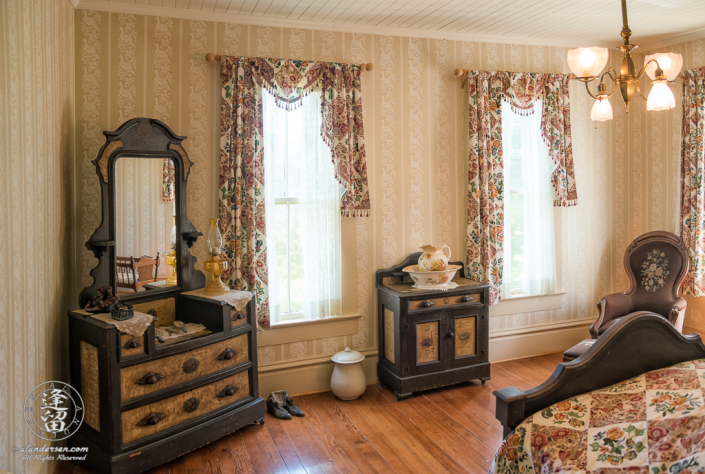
[263,90,342,322]
[501,100,557,298]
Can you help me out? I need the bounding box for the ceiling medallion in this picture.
[567,0,682,121]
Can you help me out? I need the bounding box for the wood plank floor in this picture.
[56,352,563,474]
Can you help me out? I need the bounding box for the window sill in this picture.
[489,291,566,317]
[258,313,361,346]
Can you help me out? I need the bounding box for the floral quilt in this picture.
[491,359,705,474]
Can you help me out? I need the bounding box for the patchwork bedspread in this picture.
[491,359,705,474]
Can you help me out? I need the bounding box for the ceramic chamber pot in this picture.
[330,348,366,400]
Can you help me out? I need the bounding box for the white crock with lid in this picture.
[330,347,366,400]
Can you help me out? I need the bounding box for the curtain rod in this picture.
[205,53,373,71]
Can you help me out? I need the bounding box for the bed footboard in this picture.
[493,312,705,436]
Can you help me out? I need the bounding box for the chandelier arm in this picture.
[584,81,601,100]
[636,78,649,101]
[600,68,618,84]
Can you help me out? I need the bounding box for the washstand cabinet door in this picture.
[447,307,487,369]
[403,312,446,376]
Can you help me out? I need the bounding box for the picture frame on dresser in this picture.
[376,252,491,400]
[68,118,265,474]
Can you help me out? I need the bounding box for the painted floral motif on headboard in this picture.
[641,249,670,292]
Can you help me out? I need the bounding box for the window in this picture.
[501,100,557,298]
[263,90,342,322]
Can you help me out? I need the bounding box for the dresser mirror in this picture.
[114,157,177,294]
[79,118,205,308]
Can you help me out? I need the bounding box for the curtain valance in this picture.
[466,70,576,304]
[679,66,705,296]
[221,56,370,218]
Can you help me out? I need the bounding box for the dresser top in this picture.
[379,276,489,298]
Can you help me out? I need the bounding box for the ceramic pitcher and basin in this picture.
[403,244,460,289]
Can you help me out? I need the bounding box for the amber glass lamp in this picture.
[165,221,178,286]
[204,218,229,296]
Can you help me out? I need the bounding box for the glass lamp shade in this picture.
[207,218,222,256]
[591,99,613,121]
[646,80,676,111]
[169,223,176,249]
[567,47,609,78]
[644,52,683,82]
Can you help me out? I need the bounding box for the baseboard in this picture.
[489,318,592,361]
[258,349,379,397]
[258,320,593,396]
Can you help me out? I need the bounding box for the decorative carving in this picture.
[135,372,165,385]
[416,322,439,364]
[454,317,476,358]
[181,358,199,374]
[182,397,200,413]
[95,140,123,183]
[169,143,193,180]
[136,412,166,427]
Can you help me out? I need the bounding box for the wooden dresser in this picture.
[68,292,264,474]
[376,253,490,400]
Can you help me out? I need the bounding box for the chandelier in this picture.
[567,0,682,121]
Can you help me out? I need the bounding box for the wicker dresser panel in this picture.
[120,335,249,401]
[121,370,249,444]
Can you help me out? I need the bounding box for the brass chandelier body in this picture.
[578,0,666,113]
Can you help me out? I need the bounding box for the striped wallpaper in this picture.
[0,0,76,473]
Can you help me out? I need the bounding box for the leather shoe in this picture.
[284,396,304,417]
[266,391,292,420]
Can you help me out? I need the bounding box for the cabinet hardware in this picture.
[217,385,239,397]
[123,338,142,350]
[449,332,455,337]
[135,372,164,385]
[231,312,245,321]
[137,412,166,426]
[419,300,435,308]
[460,295,472,302]
[217,348,237,360]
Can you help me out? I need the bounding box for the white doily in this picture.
[76,310,156,337]
[411,281,460,291]
[182,288,253,312]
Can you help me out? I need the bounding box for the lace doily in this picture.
[411,282,460,292]
[182,289,253,312]
[76,310,156,337]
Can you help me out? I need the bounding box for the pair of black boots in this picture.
[266,390,304,420]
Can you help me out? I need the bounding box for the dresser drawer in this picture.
[230,307,248,330]
[120,334,249,401]
[120,333,146,359]
[121,370,249,444]
[408,293,481,311]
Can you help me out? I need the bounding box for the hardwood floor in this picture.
[56,352,563,474]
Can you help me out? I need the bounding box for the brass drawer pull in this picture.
[217,385,239,398]
[137,412,166,427]
[459,295,473,303]
[123,338,142,349]
[231,312,245,321]
[216,348,238,361]
[136,372,164,385]
[419,300,435,308]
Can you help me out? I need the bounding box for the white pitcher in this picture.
[418,244,451,272]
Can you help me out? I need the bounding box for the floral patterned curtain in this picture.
[219,56,370,329]
[679,66,705,296]
[220,58,269,328]
[162,159,175,203]
[466,71,575,305]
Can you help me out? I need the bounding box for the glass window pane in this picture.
[288,203,304,313]
[274,203,289,314]
[510,192,524,290]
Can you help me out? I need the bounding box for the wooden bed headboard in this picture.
[494,312,705,437]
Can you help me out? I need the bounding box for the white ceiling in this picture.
[77,0,705,49]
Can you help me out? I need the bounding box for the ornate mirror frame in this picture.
[79,118,205,308]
